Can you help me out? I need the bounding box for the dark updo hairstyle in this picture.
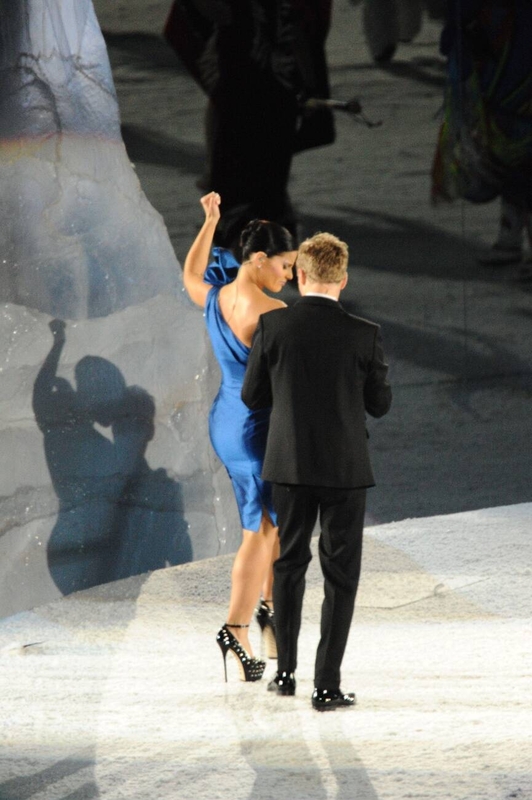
[239,219,294,262]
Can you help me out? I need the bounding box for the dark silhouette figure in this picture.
[33,320,192,596]
[163,0,336,251]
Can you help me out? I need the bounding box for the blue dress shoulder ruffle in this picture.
[204,247,240,287]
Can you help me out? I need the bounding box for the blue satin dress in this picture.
[204,248,276,532]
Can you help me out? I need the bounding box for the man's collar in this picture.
[302,292,338,302]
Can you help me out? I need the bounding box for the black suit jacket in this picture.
[241,296,392,488]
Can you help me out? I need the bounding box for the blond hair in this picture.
[297,232,348,283]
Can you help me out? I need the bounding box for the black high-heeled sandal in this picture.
[216,624,266,683]
[255,599,277,659]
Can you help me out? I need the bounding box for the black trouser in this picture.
[272,484,366,690]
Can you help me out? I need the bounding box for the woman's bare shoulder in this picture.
[230,291,286,346]
[252,291,287,314]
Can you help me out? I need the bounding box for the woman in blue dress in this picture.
[183,191,296,681]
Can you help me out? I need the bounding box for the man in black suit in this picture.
[242,232,392,710]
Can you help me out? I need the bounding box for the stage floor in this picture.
[1,503,531,800]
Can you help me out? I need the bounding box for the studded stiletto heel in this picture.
[255,599,277,659]
[216,624,266,682]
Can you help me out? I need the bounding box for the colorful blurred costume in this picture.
[431,0,532,211]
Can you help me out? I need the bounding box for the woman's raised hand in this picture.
[183,192,222,307]
[200,191,221,224]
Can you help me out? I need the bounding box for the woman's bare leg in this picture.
[226,515,278,655]
[261,527,280,609]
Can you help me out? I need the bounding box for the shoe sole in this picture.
[312,702,355,711]
[268,683,296,696]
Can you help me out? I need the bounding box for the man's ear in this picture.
[297,267,307,285]
[340,273,348,291]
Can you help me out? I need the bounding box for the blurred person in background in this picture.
[164,0,335,251]
[432,0,532,280]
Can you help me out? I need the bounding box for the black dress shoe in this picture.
[311,688,356,711]
[267,671,296,696]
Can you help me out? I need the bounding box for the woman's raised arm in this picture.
[182,192,221,308]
